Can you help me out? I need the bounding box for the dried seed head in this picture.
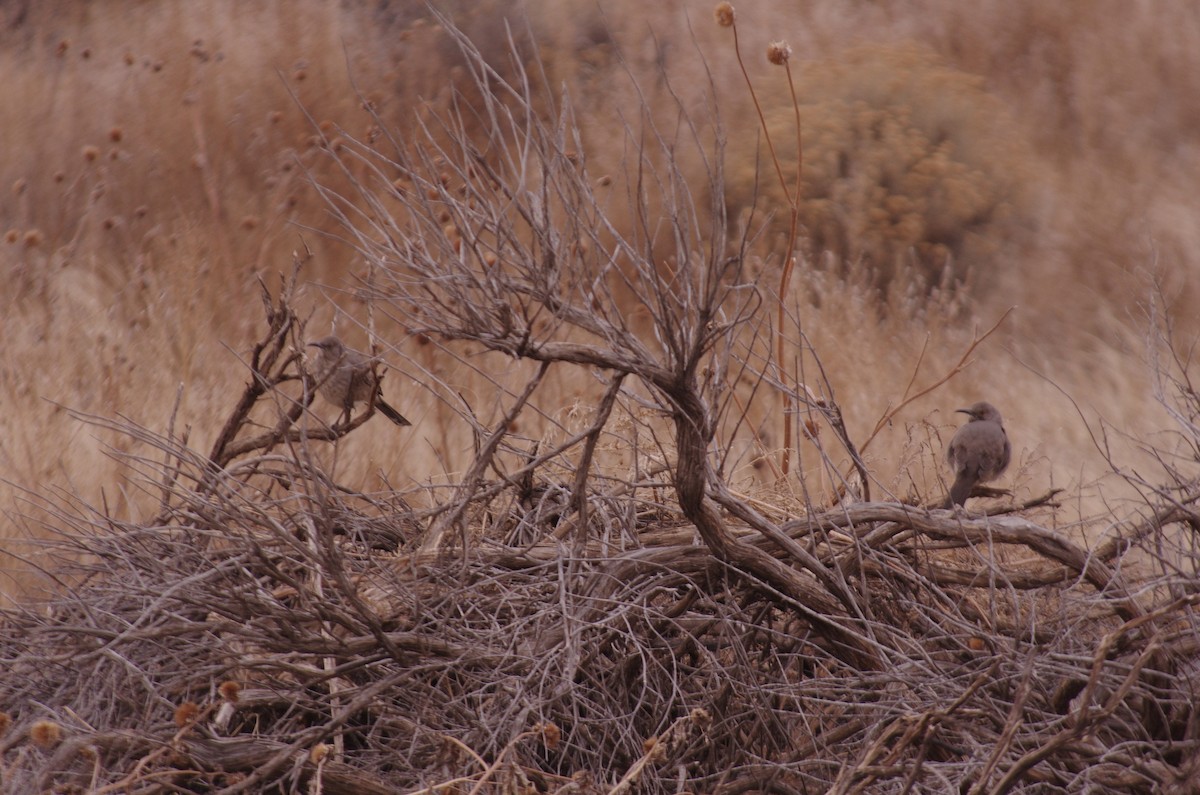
[219,680,241,702]
[0,711,11,735]
[4,229,18,244]
[537,722,561,749]
[30,720,62,749]
[174,701,200,727]
[310,742,330,763]
[714,3,735,27]
[109,127,123,142]
[23,229,43,247]
[767,41,792,65]
[82,145,100,162]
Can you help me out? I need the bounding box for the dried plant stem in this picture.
[721,14,804,476]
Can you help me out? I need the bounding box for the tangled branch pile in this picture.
[4,19,1200,795]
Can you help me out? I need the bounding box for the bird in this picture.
[945,401,1010,508]
[306,335,411,427]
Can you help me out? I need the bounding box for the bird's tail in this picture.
[947,475,974,508]
[376,399,412,427]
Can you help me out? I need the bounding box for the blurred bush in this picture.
[729,43,1041,292]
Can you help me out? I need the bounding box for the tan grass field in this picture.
[2,0,1197,601]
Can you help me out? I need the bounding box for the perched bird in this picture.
[306,335,411,427]
[945,401,1010,508]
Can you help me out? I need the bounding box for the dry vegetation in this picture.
[2,1,1200,792]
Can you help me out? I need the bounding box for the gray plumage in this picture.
[307,335,411,427]
[945,401,1010,508]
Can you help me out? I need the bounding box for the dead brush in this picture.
[0,12,1198,795]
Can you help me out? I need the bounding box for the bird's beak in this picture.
[955,408,973,416]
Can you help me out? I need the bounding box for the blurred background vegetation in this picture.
[2,0,1197,601]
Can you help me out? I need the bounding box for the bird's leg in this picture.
[365,367,382,415]
[337,395,354,429]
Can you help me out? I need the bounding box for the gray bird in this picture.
[945,401,1010,508]
[306,335,411,427]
